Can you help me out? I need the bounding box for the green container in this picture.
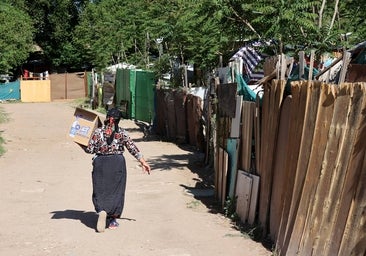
[134,70,155,123]
[115,68,131,118]
[114,68,155,122]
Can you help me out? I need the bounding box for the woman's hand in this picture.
[139,158,151,175]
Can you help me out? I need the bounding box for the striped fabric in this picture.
[230,45,263,80]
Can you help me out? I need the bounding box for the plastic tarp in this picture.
[135,70,155,123]
[235,72,258,102]
[129,70,136,119]
[0,80,20,100]
[115,68,131,118]
[286,65,319,94]
[115,69,155,122]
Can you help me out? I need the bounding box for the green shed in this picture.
[115,68,155,123]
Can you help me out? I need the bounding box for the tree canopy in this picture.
[0,2,34,75]
[1,0,365,82]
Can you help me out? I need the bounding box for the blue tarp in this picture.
[0,80,20,100]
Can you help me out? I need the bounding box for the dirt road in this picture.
[0,101,271,256]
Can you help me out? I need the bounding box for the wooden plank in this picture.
[324,84,366,256]
[269,95,292,241]
[338,51,352,85]
[308,50,315,81]
[311,84,353,255]
[258,81,269,178]
[280,54,287,80]
[230,95,243,138]
[338,141,366,256]
[236,170,253,223]
[276,81,308,254]
[222,149,229,208]
[248,172,260,225]
[258,79,271,228]
[227,138,240,199]
[299,51,305,80]
[217,147,223,203]
[276,55,281,79]
[314,55,343,79]
[254,95,261,173]
[297,83,335,254]
[258,80,285,235]
[285,81,322,255]
[281,81,313,253]
[240,101,249,171]
[205,93,211,165]
[214,144,218,199]
[240,101,255,172]
[286,57,294,78]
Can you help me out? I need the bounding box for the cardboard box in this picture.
[69,107,102,146]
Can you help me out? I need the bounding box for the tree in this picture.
[74,0,143,70]
[0,3,34,75]
[12,0,86,71]
[3,0,366,79]
[219,0,366,55]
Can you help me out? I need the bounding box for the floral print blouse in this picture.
[86,126,142,160]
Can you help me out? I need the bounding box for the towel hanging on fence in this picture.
[230,45,263,79]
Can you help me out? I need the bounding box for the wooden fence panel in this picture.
[275,82,366,256]
[338,148,366,256]
[276,82,308,254]
[258,80,285,234]
[248,173,260,225]
[269,95,292,241]
[236,170,253,223]
[312,84,353,255]
[214,78,366,255]
[240,101,255,172]
[326,84,366,255]
[298,83,335,254]
[285,81,322,255]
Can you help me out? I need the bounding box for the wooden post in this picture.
[280,54,287,80]
[84,70,88,97]
[308,50,315,81]
[64,71,68,99]
[299,51,305,80]
[338,51,352,85]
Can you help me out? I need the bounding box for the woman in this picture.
[85,107,151,232]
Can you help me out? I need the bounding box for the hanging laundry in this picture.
[230,45,263,79]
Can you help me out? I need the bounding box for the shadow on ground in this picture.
[50,210,136,231]
[130,122,273,252]
[50,210,97,230]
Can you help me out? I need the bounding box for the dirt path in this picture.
[0,101,271,256]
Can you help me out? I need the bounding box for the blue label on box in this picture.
[76,126,91,137]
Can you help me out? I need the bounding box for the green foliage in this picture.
[2,0,366,81]
[223,196,239,221]
[0,3,34,74]
[220,0,366,54]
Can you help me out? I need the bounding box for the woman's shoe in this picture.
[108,218,119,230]
[96,210,107,232]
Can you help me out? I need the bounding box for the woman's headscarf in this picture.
[104,108,122,145]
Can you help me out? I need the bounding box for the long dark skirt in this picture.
[91,154,127,217]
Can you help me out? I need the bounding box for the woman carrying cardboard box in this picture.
[84,107,151,232]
